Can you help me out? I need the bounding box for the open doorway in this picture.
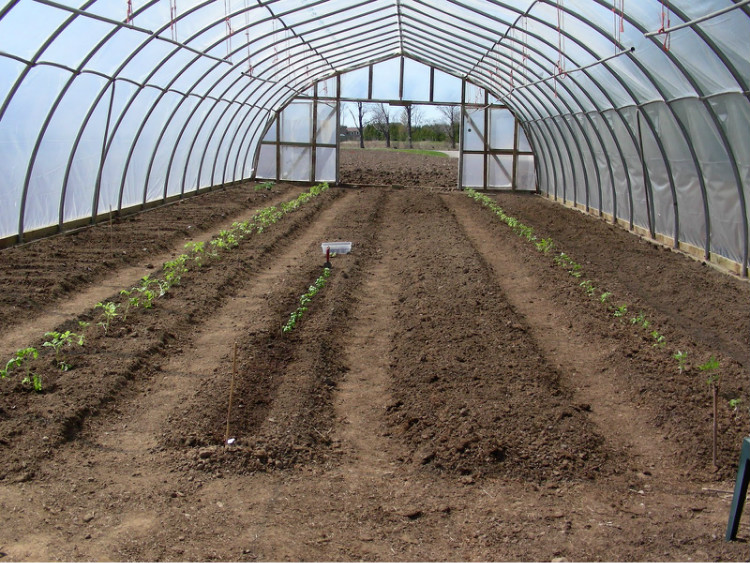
[337,101,459,188]
[255,56,535,191]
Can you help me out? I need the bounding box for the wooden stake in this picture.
[225,341,238,445]
[713,384,718,467]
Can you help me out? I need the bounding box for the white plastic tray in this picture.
[321,242,352,255]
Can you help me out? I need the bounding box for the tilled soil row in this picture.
[450,193,748,480]
[0,183,299,330]
[490,193,750,368]
[164,188,388,473]
[0,187,343,480]
[382,189,614,482]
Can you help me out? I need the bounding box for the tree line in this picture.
[345,102,460,149]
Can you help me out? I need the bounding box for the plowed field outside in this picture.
[0,149,748,561]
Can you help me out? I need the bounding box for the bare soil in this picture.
[0,152,749,561]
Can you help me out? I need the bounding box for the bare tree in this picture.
[400,104,424,149]
[438,105,460,149]
[368,103,392,148]
[346,101,367,148]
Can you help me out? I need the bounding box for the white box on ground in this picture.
[321,242,352,255]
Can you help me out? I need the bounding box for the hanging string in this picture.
[244,0,252,74]
[273,20,279,63]
[126,0,133,24]
[613,0,625,54]
[556,0,566,78]
[169,0,177,41]
[659,0,671,51]
[224,0,233,61]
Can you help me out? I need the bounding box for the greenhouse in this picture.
[0,1,749,561]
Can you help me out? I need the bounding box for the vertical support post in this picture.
[458,79,466,190]
[511,119,519,192]
[335,74,341,185]
[398,56,405,101]
[311,97,317,183]
[727,437,750,541]
[274,109,281,183]
[483,90,489,191]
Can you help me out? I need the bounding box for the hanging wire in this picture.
[556,0,566,77]
[244,0,252,74]
[224,0,233,61]
[613,0,625,55]
[169,0,177,42]
[659,0,671,51]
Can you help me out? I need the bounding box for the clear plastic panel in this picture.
[515,155,536,191]
[517,124,532,152]
[340,65,369,99]
[611,108,643,228]
[489,108,514,150]
[638,105,675,239]
[462,153,484,188]
[699,12,750,89]
[667,28,739,95]
[600,110,629,221]
[43,16,114,69]
[403,57,430,102]
[673,98,741,262]
[132,91,181,205]
[315,146,336,182]
[197,100,233,188]
[432,69,461,103]
[463,108,485,152]
[709,93,750,263]
[317,76,337,98]
[256,144,277,179]
[316,102,337,145]
[162,96,202,198]
[280,146,311,181]
[280,101,313,143]
[465,82,485,106]
[0,1,69,60]
[488,154,513,189]
[0,65,68,236]
[31,73,108,228]
[587,113,614,215]
[371,57,400,100]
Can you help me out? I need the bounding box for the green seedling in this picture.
[630,311,651,329]
[673,350,688,373]
[255,181,275,191]
[535,237,555,254]
[699,356,721,467]
[699,356,720,386]
[96,301,120,334]
[283,268,331,334]
[163,254,189,287]
[137,275,159,308]
[729,398,743,414]
[43,330,84,371]
[651,330,666,348]
[184,241,207,266]
[2,347,41,391]
[599,291,613,304]
[119,289,139,320]
[613,304,628,318]
[579,279,596,296]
